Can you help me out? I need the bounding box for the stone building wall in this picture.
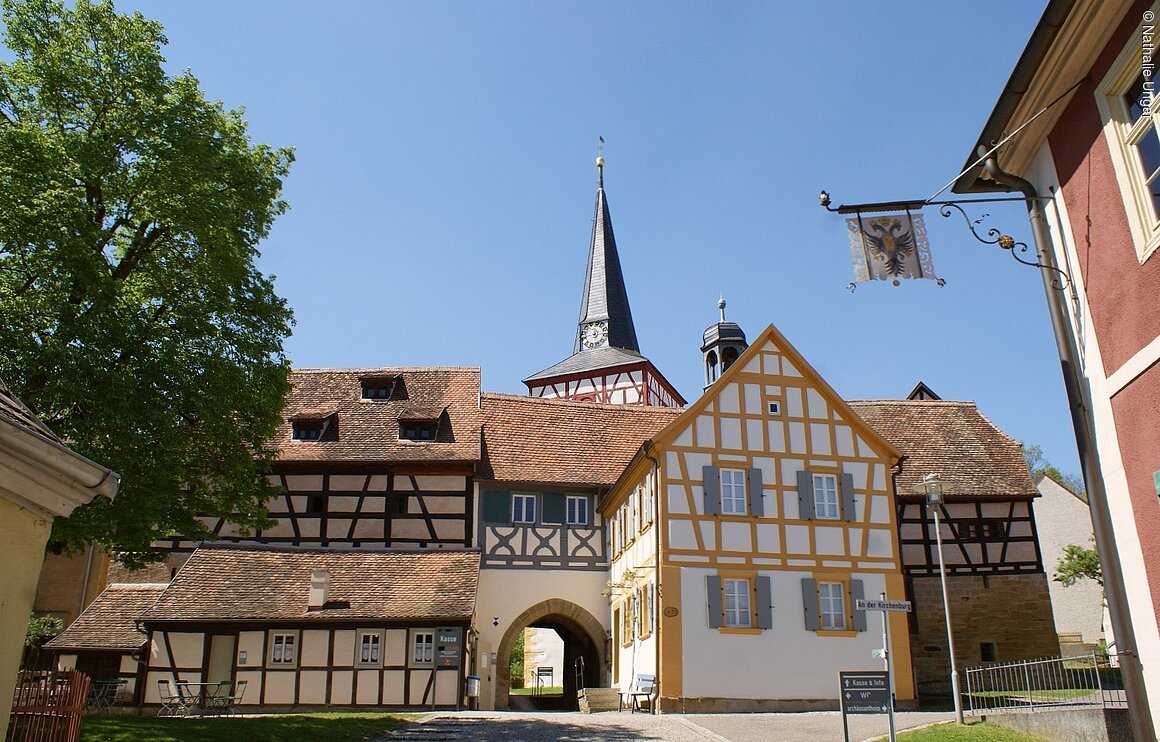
[908,573,1060,697]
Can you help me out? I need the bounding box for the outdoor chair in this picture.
[157,680,182,717]
[174,682,200,717]
[202,681,232,716]
[85,678,124,715]
[223,679,248,716]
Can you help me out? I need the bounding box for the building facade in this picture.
[603,324,917,712]
[954,1,1160,732]
[1035,475,1105,649]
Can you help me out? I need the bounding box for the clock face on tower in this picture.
[581,321,608,349]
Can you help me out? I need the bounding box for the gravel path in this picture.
[384,710,957,741]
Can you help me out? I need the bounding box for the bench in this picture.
[620,674,656,713]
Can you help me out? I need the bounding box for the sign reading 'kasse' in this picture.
[437,628,462,668]
[840,671,889,714]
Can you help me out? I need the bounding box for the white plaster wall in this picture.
[680,567,887,699]
[1036,477,1105,643]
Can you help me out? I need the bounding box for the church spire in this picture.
[574,155,640,354]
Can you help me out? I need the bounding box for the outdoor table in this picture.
[85,679,125,715]
[174,681,228,716]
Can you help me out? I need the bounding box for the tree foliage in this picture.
[1021,443,1086,499]
[0,0,294,565]
[1055,541,1103,588]
[509,630,525,689]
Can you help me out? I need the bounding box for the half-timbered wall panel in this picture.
[478,487,606,570]
[897,500,1044,575]
[157,470,473,552]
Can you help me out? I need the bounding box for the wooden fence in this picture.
[6,670,89,742]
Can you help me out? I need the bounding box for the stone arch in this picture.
[494,598,606,710]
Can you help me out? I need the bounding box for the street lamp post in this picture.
[915,473,964,725]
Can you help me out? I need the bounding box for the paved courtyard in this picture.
[385,710,957,741]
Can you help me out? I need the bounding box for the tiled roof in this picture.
[141,543,480,623]
[46,583,166,651]
[523,346,648,382]
[273,368,481,464]
[0,377,60,444]
[479,393,682,486]
[848,400,1036,499]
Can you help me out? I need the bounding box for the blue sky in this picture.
[11,2,1082,477]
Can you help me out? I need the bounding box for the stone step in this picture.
[578,687,620,713]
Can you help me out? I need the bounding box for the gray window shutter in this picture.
[703,465,720,515]
[851,579,867,632]
[841,472,857,522]
[796,470,815,520]
[801,578,820,630]
[483,491,510,523]
[542,493,566,524]
[747,467,764,517]
[756,576,773,630]
[706,575,723,628]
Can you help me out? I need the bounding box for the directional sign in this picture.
[871,648,887,659]
[855,599,912,612]
[840,671,890,714]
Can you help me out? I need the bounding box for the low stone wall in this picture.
[987,708,1132,742]
[909,573,1060,697]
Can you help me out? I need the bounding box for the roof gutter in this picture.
[953,0,1077,193]
[0,416,119,519]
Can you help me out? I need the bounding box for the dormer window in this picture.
[361,377,395,400]
[400,420,438,441]
[292,420,323,441]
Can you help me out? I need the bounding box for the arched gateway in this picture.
[494,599,605,710]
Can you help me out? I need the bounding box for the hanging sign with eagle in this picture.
[846,212,941,286]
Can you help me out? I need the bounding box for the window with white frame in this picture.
[818,582,846,630]
[566,495,588,525]
[512,493,536,524]
[357,631,382,665]
[1097,17,1160,263]
[640,483,653,527]
[411,630,434,665]
[723,578,752,628]
[720,469,747,515]
[641,582,655,636]
[269,632,297,666]
[813,473,840,520]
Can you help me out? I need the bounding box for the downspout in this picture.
[982,154,1156,742]
[642,440,661,714]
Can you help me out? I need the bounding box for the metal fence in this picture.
[964,652,1127,716]
[7,670,90,742]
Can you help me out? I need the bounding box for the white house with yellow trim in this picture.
[601,322,916,712]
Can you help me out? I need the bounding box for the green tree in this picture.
[1055,540,1103,588]
[0,0,294,566]
[509,630,525,689]
[1021,443,1086,498]
[22,613,63,669]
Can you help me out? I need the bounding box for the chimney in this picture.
[308,570,330,609]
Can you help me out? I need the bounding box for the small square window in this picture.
[720,469,747,515]
[292,421,323,441]
[269,632,298,666]
[723,578,751,628]
[566,495,588,525]
[357,631,382,666]
[768,401,781,415]
[400,420,438,441]
[980,642,998,663]
[512,493,536,524]
[362,381,394,400]
[411,630,434,666]
[813,474,840,520]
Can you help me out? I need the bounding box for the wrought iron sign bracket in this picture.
[819,191,1072,293]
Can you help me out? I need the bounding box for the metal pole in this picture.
[932,506,964,724]
[881,592,897,742]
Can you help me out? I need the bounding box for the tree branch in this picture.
[111,221,167,281]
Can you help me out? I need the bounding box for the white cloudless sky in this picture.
[8,1,1085,478]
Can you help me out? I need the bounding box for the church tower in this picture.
[523,157,684,407]
[702,296,747,389]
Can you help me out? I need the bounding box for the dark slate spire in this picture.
[573,156,641,354]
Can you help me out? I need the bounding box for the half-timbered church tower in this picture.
[523,158,684,408]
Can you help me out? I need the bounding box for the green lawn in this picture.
[80,713,411,742]
[510,686,564,695]
[882,721,1047,741]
